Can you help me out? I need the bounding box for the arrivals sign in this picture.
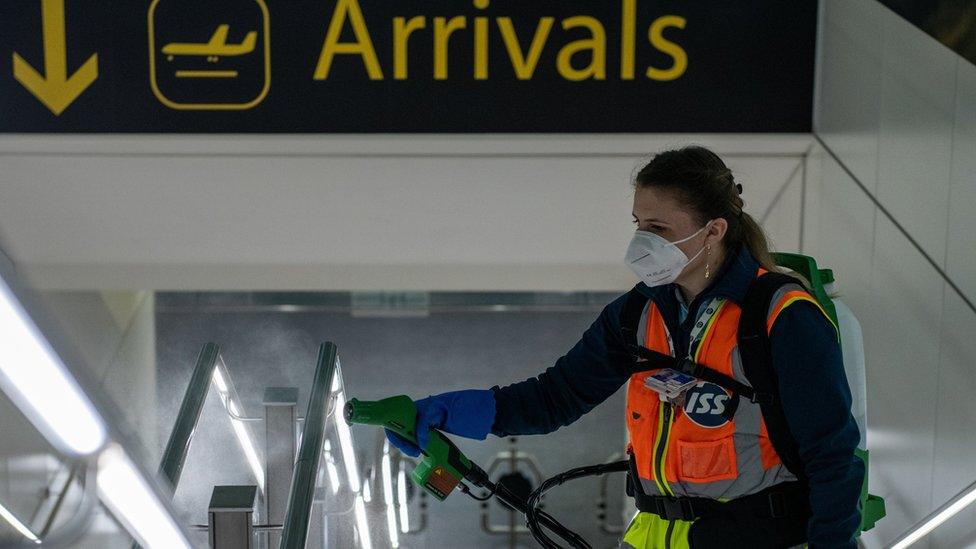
[0,1,817,132]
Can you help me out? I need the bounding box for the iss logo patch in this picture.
[682,383,732,428]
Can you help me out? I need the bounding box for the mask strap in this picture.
[671,220,714,245]
[685,243,707,265]
[678,220,714,266]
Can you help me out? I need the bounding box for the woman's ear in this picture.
[706,218,728,245]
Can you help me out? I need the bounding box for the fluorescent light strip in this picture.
[382,450,399,548]
[381,452,395,507]
[212,368,266,492]
[353,495,373,549]
[0,276,107,455]
[228,401,266,492]
[0,501,41,544]
[397,468,410,534]
[362,478,372,503]
[97,444,191,549]
[212,366,228,393]
[324,440,341,494]
[890,484,976,549]
[334,390,361,492]
[332,361,373,545]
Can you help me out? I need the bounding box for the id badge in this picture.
[644,368,698,404]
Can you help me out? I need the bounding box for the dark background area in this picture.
[879,0,976,65]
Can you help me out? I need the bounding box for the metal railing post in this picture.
[264,387,298,548]
[208,485,257,549]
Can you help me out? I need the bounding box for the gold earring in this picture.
[704,245,712,279]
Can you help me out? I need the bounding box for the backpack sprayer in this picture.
[344,395,626,549]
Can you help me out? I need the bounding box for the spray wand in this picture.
[344,395,624,548]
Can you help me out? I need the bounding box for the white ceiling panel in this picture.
[0,134,810,290]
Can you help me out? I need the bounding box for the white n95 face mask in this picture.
[625,223,710,286]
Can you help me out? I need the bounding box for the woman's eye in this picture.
[631,220,664,232]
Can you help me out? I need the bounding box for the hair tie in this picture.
[735,183,743,195]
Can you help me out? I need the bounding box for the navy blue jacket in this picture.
[490,244,864,548]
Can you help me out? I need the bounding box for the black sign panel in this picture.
[879,0,976,67]
[0,1,817,132]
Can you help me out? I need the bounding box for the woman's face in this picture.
[631,186,710,261]
[631,185,730,287]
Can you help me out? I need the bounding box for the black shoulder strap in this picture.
[619,286,648,349]
[619,286,676,372]
[738,271,808,480]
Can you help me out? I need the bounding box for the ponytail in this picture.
[737,211,777,272]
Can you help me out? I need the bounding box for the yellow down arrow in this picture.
[12,0,98,115]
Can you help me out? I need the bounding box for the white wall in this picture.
[36,291,160,461]
[812,1,976,546]
[0,134,809,291]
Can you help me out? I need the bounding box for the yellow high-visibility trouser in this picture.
[619,511,810,549]
[620,512,693,549]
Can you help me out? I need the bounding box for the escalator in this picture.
[153,341,399,548]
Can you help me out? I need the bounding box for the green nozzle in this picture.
[344,395,418,438]
[342,400,357,424]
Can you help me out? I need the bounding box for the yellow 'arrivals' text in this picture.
[313,0,687,82]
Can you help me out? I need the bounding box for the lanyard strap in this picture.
[670,296,725,360]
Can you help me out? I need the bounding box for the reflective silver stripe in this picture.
[673,474,734,499]
[731,346,746,383]
[663,322,675,357]
[730,343,765,493]
[639,476,664,497]
[687,298,725,359]
[766,283,807,321]
[633,301,658,503]
[637,301,651,348]
[731,346,798,491]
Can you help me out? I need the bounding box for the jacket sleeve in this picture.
[769,301,865,549]
[490,291,636,437]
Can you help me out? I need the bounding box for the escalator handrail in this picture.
[158,342,221,489]
[279,341,339,549]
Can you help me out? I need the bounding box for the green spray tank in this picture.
[773,252,885,532]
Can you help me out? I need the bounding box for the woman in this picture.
[386,146,864,548]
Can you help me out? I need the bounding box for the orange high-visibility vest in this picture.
[625,268,828,500]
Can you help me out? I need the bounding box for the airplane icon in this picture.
[148,0,271,110]
[162,24,257,63]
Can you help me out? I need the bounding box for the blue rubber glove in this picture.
[384,389,496,458]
